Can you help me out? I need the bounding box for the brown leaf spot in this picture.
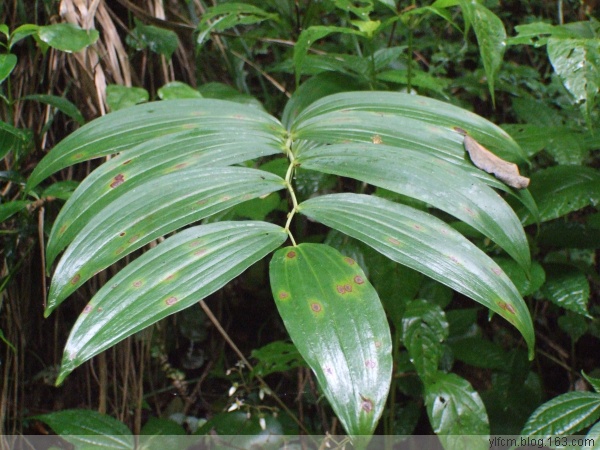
[115,246,125,255]
[492,267,502,275]
[59,224,67,235]
[70,274,81,285]
[119,232,125,237]
[122,159,132,165]
[371,134,383,144]
[110,174,125,188]
[337,285,346,294]
[388,237,400,245]
[361,396,374,413]
[365,360,376,369]
[194,249,207,257]
[128,235,139,244]
[464,207,476,217]
[413,224,423,230]
[82,305,92,314]
[97,307,103,312]
[344,257,355,265]
[354,275,364,285]
[374,340,382,349]
[310,302,322,313]
[73,153,84,160]
[166,296,177,306]
[278,291,289,300]
[498,301,516,314]
[189,240,202,248]
[196,199,208,206]
[165,274,176,281]
[344,284,352,292]
[221,195,232,201]
[133,280,143,288]
[286,251,296,259]
[174,163,188,170]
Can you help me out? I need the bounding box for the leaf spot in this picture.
[325,366,333,375]
[174,163,188,170]
[73,153,84,160]
[278,291,289,300]
[194,249,207,257]
[110,173,125,188]
[221,195,232,201]
[70,274,81,285]
[115,246,125,255]
[374,340,382,349]
[286,251,296,259]
[360,396,374,413]
[343,257,355,265]
[310,302,322,313]
[122,159,132,165]
[371,134,382,144]
[166,296,178,306]
[388,237,400,245]
[82,305,92,314]
[59,224,67,235]
[133,280,143,288]
[498,301,516,314]
[365,360,376,369]
[336,285,346,294]
[128,235,139,244]
[119,232,125,237]
[413,224,423,230]
[492,267,502,275]
[354,275,364,285]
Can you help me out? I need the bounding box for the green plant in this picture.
[27,86,536,442]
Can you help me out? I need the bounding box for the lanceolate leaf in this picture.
[521,391,600,437]
[292,91,526,163]
[46,167,285,315]
[299,193,534,357]
[26,99,286,191]
[57,221,287,384]
[269,243,392,438]
[47,129,284,267]
[296,143,530,271]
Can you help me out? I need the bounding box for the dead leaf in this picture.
[456,129,530,189]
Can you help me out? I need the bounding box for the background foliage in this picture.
[1,0,599,447]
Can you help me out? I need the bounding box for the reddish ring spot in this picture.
[166,296,177,306]
[492,267,502,275]
[70,274,81,285]
[133,280,142,288]
[194,249,207,256]
[388,237,400,245]
[174,163,187,169]
[498,301,516,314]
[110,174,125,188]
[344,284,352,292]
[310,302,322,313]
[365,360,376,369]
[278,291,289,300]
[361,397,374,413]
[128,235,139,244]
[59,225,67,234]
[344,257,355,265]
[354,275,364,285]
[82,305,92,314]
[336,285,346,294]
[286,251,296,259]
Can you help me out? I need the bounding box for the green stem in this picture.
[283,135,299,246]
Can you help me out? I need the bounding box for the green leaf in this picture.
[548,38,600,124]
[57,221,286,383]
[450,337,509,370]
[250,341,306,377]
[23,94,85,125]
[294,26,364,86]
[584,421,600,450]
[197,82,263,109]
[9,24,39,49]
[0,120,32,159]
[105,84,149,112]
[377,69,451,98]
[299,193,535,358]
[460,1,507,102]
[0,53,17,84]
[296,143,530,271]
[42,181,79,201]
[402,300,448,382]
[558,313,588,342]
[157,81,202,100]
[0,201,29,223]
[494,258,545,296]
[26,99,286,192]
[46,129,284,268]
[292,91,527,163]
[518,166,600,225]
[542,264,591,317]
[269,243,392,438]
[37,24,99,53]
[34,409,133,450]
[521,391,600,437]
[46,167,285,314]
[140,417,186,436]
[127,19,179,58]
[425,372,489,448]
[196,3,278,47]
[583,372,600,394]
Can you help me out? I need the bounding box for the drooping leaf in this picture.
[402,300,449,382]
[269,243,392,439]
[37,23,99,53]
[521,391,600,438]
[46,167,285,314]
[57,221,287,383]
[299,193,535,358]
[425,372,489,450]
[460,1,507,103]
[46,129,284,267]
[26,99,286,192]
[23,94,85,125]
[34,409,133,450]
[296,142,530,271]
[0,53,17,84]
[542,264,591,317]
